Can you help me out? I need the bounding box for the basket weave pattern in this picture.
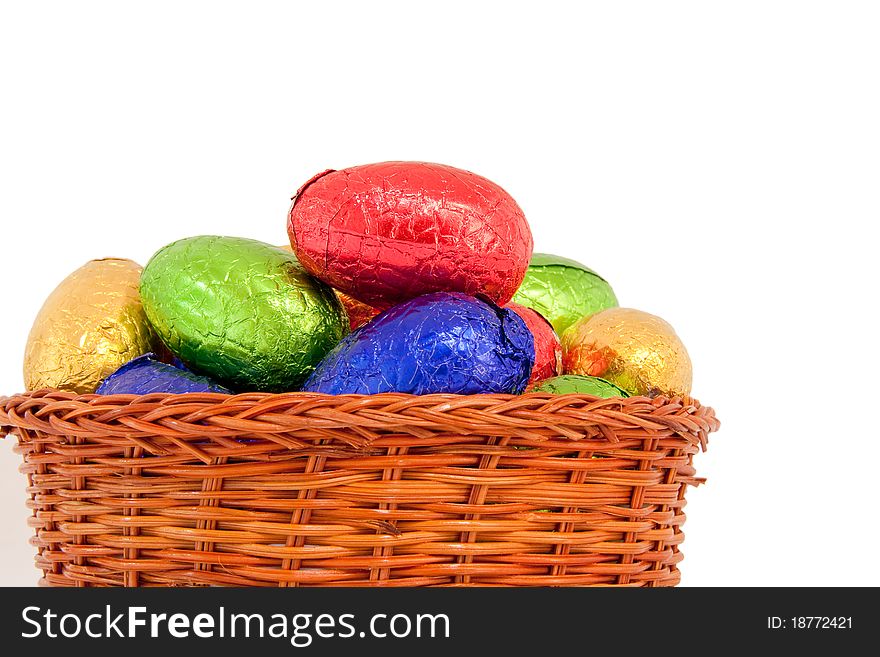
[0,390,718,587]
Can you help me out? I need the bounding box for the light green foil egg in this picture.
[530,374,629,398]
[140,236,348,392]
[511,253,618,336]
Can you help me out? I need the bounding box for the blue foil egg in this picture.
[97,353,232,395]
[302,292,535,395]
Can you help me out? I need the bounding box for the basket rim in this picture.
[0,389,719,454]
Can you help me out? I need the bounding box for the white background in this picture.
[1,1,878,586]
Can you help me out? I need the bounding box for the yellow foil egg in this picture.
[23,258,161,393]
[561,307,692,398]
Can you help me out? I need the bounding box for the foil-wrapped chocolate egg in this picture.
[302,292,534,395]
[97,353,232,395]
[141,236,348,392]
[278,244,378,330]
[23,258,161,394]
[506,302,562,386]
[511,253,618,335]
[562,307,692,398]
[530,374,629,398]
[287,162,533,308]
[336,290,379,330]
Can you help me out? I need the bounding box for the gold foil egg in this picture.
[561,307,692,398]
[23,258,161,394]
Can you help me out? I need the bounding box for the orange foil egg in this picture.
[23,258,161,394]
[336,290,379,330]
[561,307,692,398]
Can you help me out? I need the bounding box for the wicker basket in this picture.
[0,389,718,587]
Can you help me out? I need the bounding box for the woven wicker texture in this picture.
[0,390,718,587]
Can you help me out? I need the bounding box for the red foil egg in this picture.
[287,162,533,308]
[506,302,562,386]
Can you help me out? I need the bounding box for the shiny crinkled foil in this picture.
[141,236,348,392]
[302,292,535,395]
[23,258,160,394]
[336,290,379,330]
[561,307,692,398]
[281,244,379,331]
[512,253,618,336]
[530,374,629,398]
[97,353,232,395]
[506,302,562,386]
[287,162,534,309]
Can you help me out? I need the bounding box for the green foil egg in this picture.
[530,374,629,398]
[140,236,348,392]
[511,253,618,336]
